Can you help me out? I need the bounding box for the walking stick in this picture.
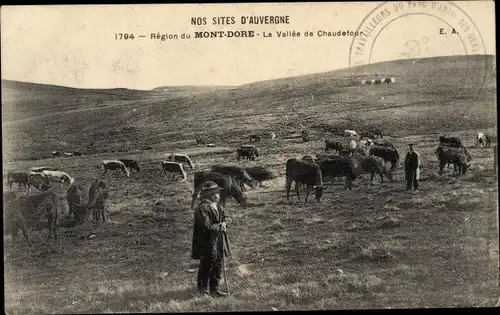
[221,232,230,295]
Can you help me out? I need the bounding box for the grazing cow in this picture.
[244,166,276,187]
[374,78,383,84]
[102,160,130,177]
[191,171,247,209]
[317,156,359,190]
[63,152,74,157]
[237,145,259,161]
[73,151,82,157]
[325,139,345,153]
[195,138,206,146]
[477,132,491,148]
[285,158,324,203]
[344,129,358,138]
[119,159,141,172]
[373,140,395,148]
[165,153,195,170]
[384,77,395,84]
[27,172,52,195]
[52,151,61,158]
[210,165,258,192]
[161,161,187,182]
[315,153,338,162]
[339,149,352,156]
[41,170,75,187]
[439,136,463,148]
[355,155,394,183]
[30,166,57,173]
[360,131,376,139]
[369,146,400,170]
[4,191,58,245]
[351,148,367,156]
[435,146,471,175]
[249,134,261,142]
[7,171,29,189]
[368,128,383,138]
[88,180,109,222]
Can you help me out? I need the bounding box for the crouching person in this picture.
[191,181,232,297]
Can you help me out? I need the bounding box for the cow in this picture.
[161,161,187,182]
[285,158,324,203]
[367,128,383,138]
[30,166,57,173]
[355,155,394,183]
[317,156,359,190]
[165,153,195,171]
[344,129,358,138]
[435,146,471,175]
[373,140,395,148]
[195,137,206,146]
[88,180,109,222]
[369,146,400,170]
[52,151,61,158]
[249,134,261,142]
[7,171,29,189]
[27,172,52,195]
[477,132,491,148]
[302,155,315,163]
[359,139,373,149]
[302,130,310,142]
[41,170,75,187]
[237,145,259,161]
[244,166,277,187]
[374,78,383,84]
[63,152,74,157]
[351,148,367,156]
[66,184,86,219]
[359,131,375,139]
[315,153,338,162]
[206,143,216,147]
[439,136,463,148]
[119,159,141,172]
[102,160,130,177]
[339,149,352,156]
[325,139,345,153]
[191,171,247,209]
[210,165,258,192]
[73,151,82,157]
[4,191,58,245]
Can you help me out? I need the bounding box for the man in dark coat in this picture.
[191,181,232,297]
[404,143,421,191]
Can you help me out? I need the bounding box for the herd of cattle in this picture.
[3,127,496,246]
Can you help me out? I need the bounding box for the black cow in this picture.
[119,159,141,172]
[325,139,345,153]
[285,158,324,203]
[27,172,52,195]
[369,146,400,170]
[355,155,394,183]
[210,165,258,192]
[237,145,259,161]
[191,171,247,209]
[88,180,109,222]
[7,171,29,189]
[4,191,59,245]
[351,148,367,156]
[161,161,187,182]
[368,128,383,138]
[244,166,276,187]
[439,136,463,148]
[317,156,361,190]
[435,146,471,175]
[373,140,395,148]
[67,184,86,219]
[73,151,82,157]
[52,151,61,158]
[249,134,261,142]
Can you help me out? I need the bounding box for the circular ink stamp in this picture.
[348,1,492,115]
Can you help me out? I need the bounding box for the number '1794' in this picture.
[115,33,135,40]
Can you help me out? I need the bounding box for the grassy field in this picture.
[3,55,499,312]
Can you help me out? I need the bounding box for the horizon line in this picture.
[2,54,494,91]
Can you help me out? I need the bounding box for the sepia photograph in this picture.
[2,2,498,313]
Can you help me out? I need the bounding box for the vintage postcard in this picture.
[2,2,498,313]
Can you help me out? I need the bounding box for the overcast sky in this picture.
[1,2,495,90]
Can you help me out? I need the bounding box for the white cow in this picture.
[41,170,75,187]
[344,129,358,138]
[102,160,130,177]
[165,153,195,170]
[476,132,491,148]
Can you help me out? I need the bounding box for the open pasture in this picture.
[3,56,499,312]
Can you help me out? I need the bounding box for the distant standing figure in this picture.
[404,143,420,191]
[191,181,232,297]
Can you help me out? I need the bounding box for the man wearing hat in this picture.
[404,143,421,191]
[191,181,231,297]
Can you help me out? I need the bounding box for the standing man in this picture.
[405,143,421,191]
[191,181,231,297]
